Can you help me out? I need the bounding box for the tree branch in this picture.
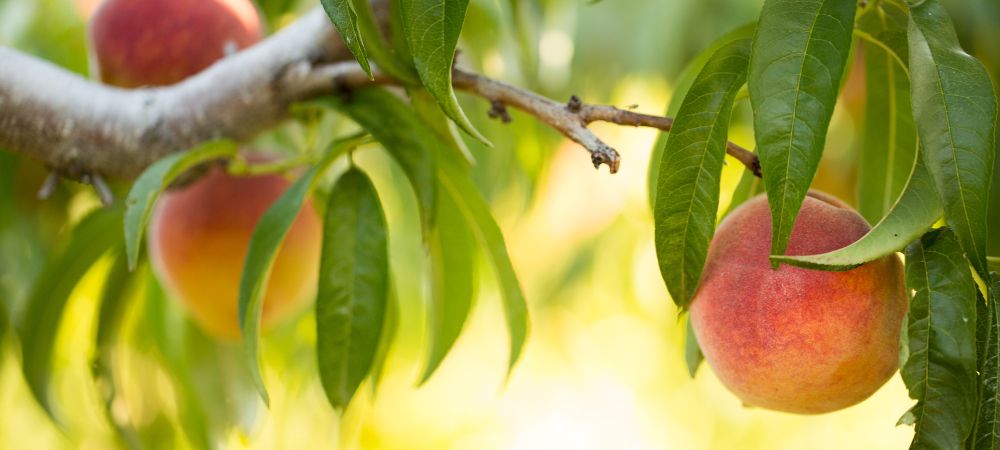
[0,5,760,180]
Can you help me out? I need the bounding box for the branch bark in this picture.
[0,6,760,180]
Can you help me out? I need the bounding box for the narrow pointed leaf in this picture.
[124,140,238,270]
[316,168,389,410]
[18,206,123,421]
[647,23,756,209]
[684,316,703,378]
[655,37,750,308]
[349,0,418,83]
[902,228,978,449]
[237,137,359,405]
[772,154,941,270]
[969,278,1000,450]
[856,4,917,223]
[399,0,489,144]
[438,153,528,373]
[908,0,997,280]
[420,187,477,384]
[749,0,857,258]
[321,0,373,78]
[92,251,143,449]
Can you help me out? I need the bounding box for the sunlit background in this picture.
[2,0,1000,448]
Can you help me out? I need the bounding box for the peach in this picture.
[148,162,321,339]
[689,191,907,414]
[88,0,262,87]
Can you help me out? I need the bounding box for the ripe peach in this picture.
[689,191,907,414]
[148,162,321,339]
[88,0,262,87]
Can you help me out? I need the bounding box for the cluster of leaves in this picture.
[1,0,530,446]
[652,0,1000,446]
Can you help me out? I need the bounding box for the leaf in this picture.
[321,0,373,78]
[772,153,942,270]
[399,0,489,144]
[684,316,703,378]
[748,0,857,259]
[237,136,361,405]
[908,0,997,281]
[654,37,751,308]
[368,278,398,395]
[316,168,389,410]
[856,3,917,223]
[324,88,437,235]
[438,152,529,374]
[420,186,477,384]
[124,140,238,270]
[18,206,123,421]
[969,277,1000,450]
[92,250,143,450]
[647,23,756,209]
[350,0,418,83]
[902,227,978,449]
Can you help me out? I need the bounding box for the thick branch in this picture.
[0,5,760,180]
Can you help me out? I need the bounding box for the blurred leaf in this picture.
[18,205,123,421]
[857,3,917,223]
[321,0,374,78]
[438,152,529,374]
[772,154,941,270]
[902,227,978,449]
[748,0,857,258]
[420,187,478,384]
[124,141,238,270]
[399,0,489,144]
[93,250,143,450]
[908,0,997,280]
[654,37,750,308]
[316,168,389,410]
[238,136,361,405]
[648,23,756,209]
[324,88,437,236]
[969,277,1000,450]
[723,163,764,218]
[369,278,398,395]
[352,0,418,83]
[684,316,703,377]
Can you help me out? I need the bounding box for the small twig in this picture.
[81,173,115,206]
[37,172,60,200]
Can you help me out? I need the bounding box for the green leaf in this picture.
[647,23,756,209]
[772,153,942,270]
[684,316,703,378]
[92,250,143,450]
[908,0,997,280]
[124,140,238,270]
[969,277,1000,450]
[748,0,857,259]
[321,0,373,79]
[18,206,123,421]
[399,0,489,144]
[351,0,418,83]
[369,278,398,395]
[420,186,478,384]
[237,136,360,405]
[654,37,750,308]
[316,168,389,410]
[438,152,529,374]
[856,3,917,223]
[902,227,978,450]
[324,88,437,235]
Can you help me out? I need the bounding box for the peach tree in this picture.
[0,0,997,448]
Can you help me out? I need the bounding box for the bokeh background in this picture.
[1,0,999,448]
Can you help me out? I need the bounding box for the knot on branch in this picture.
[566,95,583,113]
[488,100,512,123]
